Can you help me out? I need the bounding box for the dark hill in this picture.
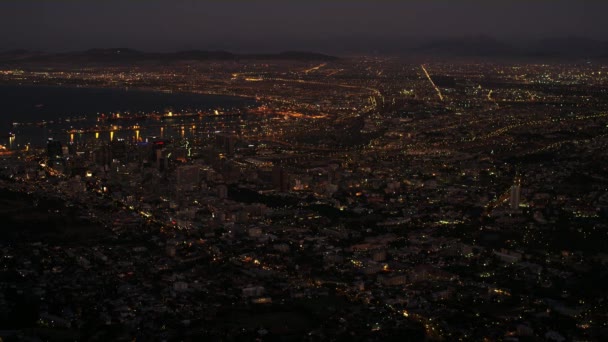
[0,48,339,65]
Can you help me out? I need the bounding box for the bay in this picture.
[0,84,256,147]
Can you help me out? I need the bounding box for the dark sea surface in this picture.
[0,84,256,147]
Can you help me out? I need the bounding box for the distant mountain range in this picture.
[414,35,513,57]
[0,48,340,64]
[2,36,608,63]
[409,36,608,59]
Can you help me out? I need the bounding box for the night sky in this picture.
[1,0,607,53]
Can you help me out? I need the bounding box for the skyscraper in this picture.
[272,165,289,192]
[47,139,62,159]
[215,134,236,156]
[510,180,521,210]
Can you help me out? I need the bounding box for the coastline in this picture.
[0,80,258,102]
[0,82,259,146]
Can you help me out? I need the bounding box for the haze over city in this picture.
[2,0,608,53]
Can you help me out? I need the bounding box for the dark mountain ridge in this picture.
[2,36,608,63]
[0,48,340,64]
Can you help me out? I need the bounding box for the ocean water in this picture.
[0,85,256,147]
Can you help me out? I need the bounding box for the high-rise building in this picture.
[510,180,521,210]
[47,139,62,159]
[94,145,112,167]
[272,165,289,192]
[156,149,169,172]
[110,140,127,162]
[215,134,236,156]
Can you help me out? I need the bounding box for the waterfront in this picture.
[0,85,257,148]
